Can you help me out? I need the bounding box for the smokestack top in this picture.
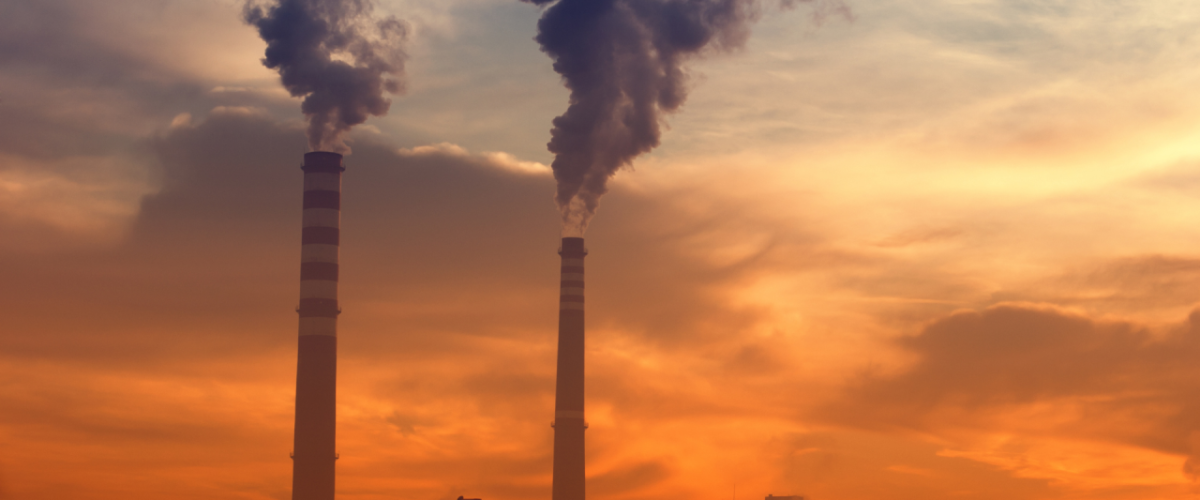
[302,152,346,173]
[559,237,586,257]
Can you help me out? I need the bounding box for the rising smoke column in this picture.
[523,0,848,235]
[245,0,407,153]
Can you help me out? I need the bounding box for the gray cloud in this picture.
[818,303,1200,474]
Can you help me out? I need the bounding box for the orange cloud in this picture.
[818,303,1200,495]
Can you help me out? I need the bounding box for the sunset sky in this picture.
[5,0,1200,499]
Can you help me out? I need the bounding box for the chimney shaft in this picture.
[293,151,344,500]
[553,236,587,500]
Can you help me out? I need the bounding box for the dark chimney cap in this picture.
[559,237,586,257]
[302,151,345,173]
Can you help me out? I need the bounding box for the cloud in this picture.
[1036,255,1200,316]
[588,459,671,496]
[0,0,300,252]
[0,108,822,499]
[817,303,1200,490]
[6,1,1200,497]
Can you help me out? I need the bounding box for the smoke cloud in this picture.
[244,0,407,153]
[523,0,849,235]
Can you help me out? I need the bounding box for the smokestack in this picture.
[553,236,587,500]
[293,151,344,500]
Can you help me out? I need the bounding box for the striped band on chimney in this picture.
[298,155,342,335]
[560,257,584,311]
[293,151,343,500]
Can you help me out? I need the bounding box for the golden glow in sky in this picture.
[3,0,1200,499]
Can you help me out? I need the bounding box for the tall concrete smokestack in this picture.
[293,151,343,500]
[553,236,587,500]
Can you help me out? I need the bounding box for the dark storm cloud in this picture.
[522,0,848,234]
[244,0,407,153]
[818,304,1200,473]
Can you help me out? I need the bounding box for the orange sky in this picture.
[4,1,1200,499]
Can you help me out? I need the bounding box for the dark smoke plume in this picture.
[523,0,849,235]
[245,0,407,153]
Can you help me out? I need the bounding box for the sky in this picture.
[3,0,1200,499]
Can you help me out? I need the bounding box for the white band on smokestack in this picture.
[300,280,338,299]
[299,317,338,336]
[301,245,338,263]
[303,208,341,228]
[303,173,341,192]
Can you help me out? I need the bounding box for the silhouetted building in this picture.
[292,152,344,500]
[765,495,805,500]
[553,237,587,500]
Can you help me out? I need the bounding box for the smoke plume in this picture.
[244,0,407,153]
[524,0,849,235]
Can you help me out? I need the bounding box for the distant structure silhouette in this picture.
[457,496,481,500]
[553,237,587,500]
[292,151,344,500]
[765,495,805,500]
